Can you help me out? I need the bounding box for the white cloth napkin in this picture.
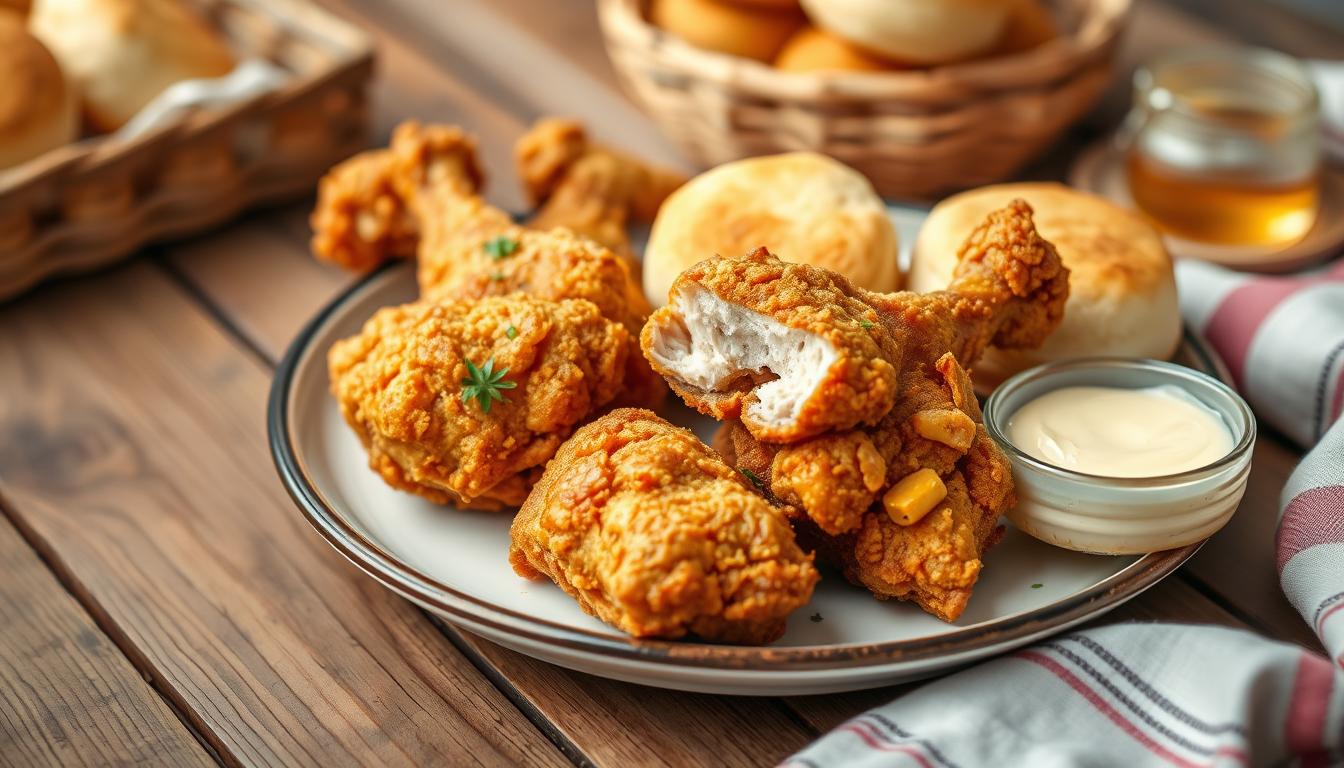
[785,260,1344,767]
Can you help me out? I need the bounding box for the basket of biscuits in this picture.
[0,0,373,301]
[597,0,1130,198]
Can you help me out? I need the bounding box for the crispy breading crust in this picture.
[641,247,902,442]
[310,125,485,271]
[700,201,1067,622]
[514,118,686,257]
[328,296,629,508]
[509,409,818,643]
[312,121,665,411]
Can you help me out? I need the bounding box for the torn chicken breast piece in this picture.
[509,408,818,643]
[641,247,902,443]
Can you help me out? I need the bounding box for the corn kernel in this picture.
[912,409,976,452]
[882,469,947,526]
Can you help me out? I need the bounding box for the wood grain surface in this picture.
[0,1,1337,766]
[0,514,214,768]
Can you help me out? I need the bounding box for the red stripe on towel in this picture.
[1276,485,1344,572]
[838,722,934,768]
[1316,602,1344,641]
[1017,651,1248,767]
[1285,652,1335,753]
[1204,281,1301,385]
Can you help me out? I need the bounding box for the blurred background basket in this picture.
[598,0,1131,199]
[0,0,373,301]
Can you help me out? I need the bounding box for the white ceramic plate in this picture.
[268,209,1221,695]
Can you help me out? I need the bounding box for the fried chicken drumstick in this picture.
[329,296,630,509]
[313,121,666,408]
[644,201,1070,621]
[514,118,686,257]
[509,408,818,642]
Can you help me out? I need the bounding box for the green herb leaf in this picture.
[739,467,765,490]
[489,272,505,282]
[505,325,518,340]
[1031,583,1043,589]
[483,236,519,261]
[460,357,517,414]
[859,319,875,329]
[809,612,823,623]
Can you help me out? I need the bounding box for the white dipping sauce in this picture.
[1007,385,1234,478]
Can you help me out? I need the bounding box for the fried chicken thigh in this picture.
[509,408,818,642]
[648,201,1069,621]
[329,296,629,509]
[312,121,665,409]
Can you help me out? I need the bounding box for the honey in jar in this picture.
[1123,48,1321,248]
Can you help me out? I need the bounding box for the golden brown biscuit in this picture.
[29,0,234,131]
[910,183,1180,386]
[995,0,1059,55]
[643,152,900,306]
[650,0,803,62]
[0,13,76,168]
[775,26,907,72]
[799,0,1014,65]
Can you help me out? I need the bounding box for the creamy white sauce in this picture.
[1007,385,1234,478]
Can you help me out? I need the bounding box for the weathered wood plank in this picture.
[444,624,816,768]
[0,264,569,768]
[0,514,215,768]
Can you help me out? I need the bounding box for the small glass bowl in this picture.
[982,358,1256,555]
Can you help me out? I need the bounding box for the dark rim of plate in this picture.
[267,262,1208,672]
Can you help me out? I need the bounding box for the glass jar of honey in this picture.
[1122,48,1321,247]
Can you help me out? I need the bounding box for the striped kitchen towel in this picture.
[785,257,1344,767]
[1177,257,1344,448]
[785,422,1344,768]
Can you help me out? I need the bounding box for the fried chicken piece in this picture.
[310,134,485,271]
[329,296,629,508]
[515,118,686,257]
[719,354,1016,621]
[509,408,818,642]
[642,248,903,442]
[312,122,665,409]
[664,201,1068,621]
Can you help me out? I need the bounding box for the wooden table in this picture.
[1,2,1338,766]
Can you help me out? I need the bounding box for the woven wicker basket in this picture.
[0,0,374,301]
[598,0,1130,199]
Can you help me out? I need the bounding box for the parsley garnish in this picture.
[809,612,823,623]
[739,467,766,489]
[505,325,518,340]
[859,319,875,329]
[460,357,516,413]
[489,272,505,281]
[1031,583,1043,589]
[483,236,519,261]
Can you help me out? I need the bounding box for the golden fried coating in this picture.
[310,130,484,271]
[683,201,1068,621]
[515,118,686,257]
[329,296,629,508]
[509,409,818,642]
[642,247,903,442]
[312,121,665,409]
[721,354,1016,621]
